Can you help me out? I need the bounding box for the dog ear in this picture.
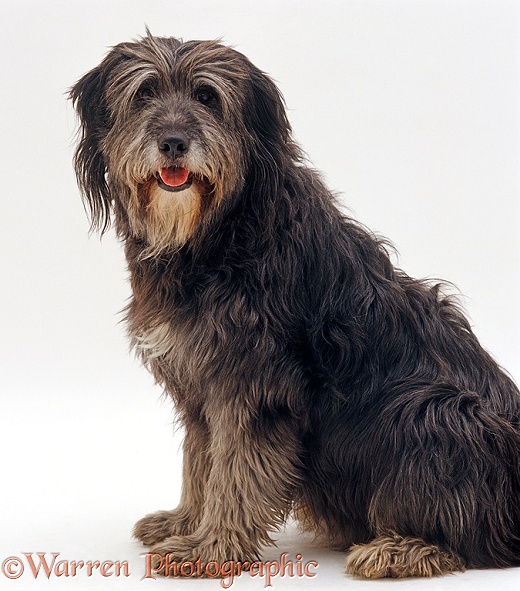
[242,65,301,206]
[70,63,112,233]
[247,67,292,158]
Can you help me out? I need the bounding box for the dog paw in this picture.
[133,509,196,546]
[345,533,464,578]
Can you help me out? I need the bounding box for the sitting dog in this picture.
[70,32,520,578]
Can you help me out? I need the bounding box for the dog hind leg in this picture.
[346,382,520,578]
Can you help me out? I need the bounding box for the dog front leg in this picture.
[134,416,210,545]
[148,402,302,571]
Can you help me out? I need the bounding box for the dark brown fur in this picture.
[70,32,520,578]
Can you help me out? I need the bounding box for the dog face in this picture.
[70,33,292,255]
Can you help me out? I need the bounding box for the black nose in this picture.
[158,134,190,159]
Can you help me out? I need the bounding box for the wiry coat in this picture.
[70,33,520,578]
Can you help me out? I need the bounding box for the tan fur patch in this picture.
[345,533,465,578]
[143,181,202,257]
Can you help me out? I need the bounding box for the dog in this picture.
[70,32,520,579]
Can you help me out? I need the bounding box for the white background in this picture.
[0,1,519,590]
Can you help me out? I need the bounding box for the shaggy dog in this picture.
[70,33,520,578]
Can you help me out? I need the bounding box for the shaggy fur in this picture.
[70,32,520,579]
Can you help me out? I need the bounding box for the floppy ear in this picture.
[246,67,293,160]
[242,65,301,206]
[70,63,112,233]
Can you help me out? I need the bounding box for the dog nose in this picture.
[158,134,190,159]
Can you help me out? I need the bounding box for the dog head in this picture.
[70,32,294,255]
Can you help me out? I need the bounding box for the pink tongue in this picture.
[159,167,190,187]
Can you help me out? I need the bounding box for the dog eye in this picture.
[196,88,217,106]
[137,86,156,100]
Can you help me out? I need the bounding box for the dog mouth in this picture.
[156,167,193,192]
